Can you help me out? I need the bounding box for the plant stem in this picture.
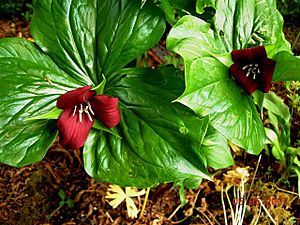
[48,204,63,219]
[225,187,236,225]
[292,30,300,51]
[246,155,262,202]
[257,198,276,224]
[221,184,228,225]
[139,187,150,220]
[240,182,247,225]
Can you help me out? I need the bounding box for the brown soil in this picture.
[0,18,299,225]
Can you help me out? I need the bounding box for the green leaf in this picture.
[0,38,81,167]
[171,55,265,154]
[66,199,74,208]
[155,0,176,25]
[289,166,300,196]
[252,91,265,117]
[202,126,234,169]
[179,185,188,207]
[287,147,300,156]
[264,91,291,124]
[83,67,211,187]
[264,91,291,146]
[273,51,300,81]
[167,16,226,62]
[196,0,216,14]
[59,201,65,207]
[26,107,63,121]
[92,75,106,95]
[293,156,300,168]
[265,128,286,166]
[169,0,197,11]
[212,0,290,52]
[30,0,165,85]
[0,120,58,167]
[58,189,66,200]
[155,0,198,24]
[168,0,291,58]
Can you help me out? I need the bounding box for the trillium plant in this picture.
[0,0,300,188]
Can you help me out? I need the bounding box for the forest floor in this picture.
[0,18,300,225]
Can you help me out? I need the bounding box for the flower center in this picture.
[72,101,95,122]
[242,63,260,80]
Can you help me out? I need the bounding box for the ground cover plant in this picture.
[0,0,300,224]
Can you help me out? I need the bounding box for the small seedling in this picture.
[48,189,74,218]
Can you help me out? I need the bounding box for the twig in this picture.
[105,211,114,223]
[246,154,262,202]
[139,187,150,219]
[167,204,181,221]
[225,188,236,225]
[292,30,300,51]
[170,217,188,224]
[75,190,104,202]
[206,209,222,225]
[221,184,228,225]
[192,188,201,207]
[197,209,214,225]
[240,180,247,225]
[273,184,299,196]
[250,205,262,225]
[257,198,276,224]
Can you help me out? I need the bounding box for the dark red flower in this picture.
[56,86,120,149]
[229,46,276,94]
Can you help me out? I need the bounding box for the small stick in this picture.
[139,187,150,220]
[257,198,276,224]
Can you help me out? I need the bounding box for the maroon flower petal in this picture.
[89,95,120,128]
[229,63,258,94]
[231,46,267,64]
[57,86,96,109]
[258,58,276,93]
[57,107,94,149]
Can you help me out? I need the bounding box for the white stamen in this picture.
[72,106,77,117]
[243,63,260,80]
[84,106,93,122]
[253,73,257,80]
[79,104,83,122]
[87,102,95,115]
[242,65,249,70]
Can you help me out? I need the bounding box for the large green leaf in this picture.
[30,0,165,85]
[264,91,290,124]
[167,16,225,61]
[196,0,216,14]
[178,55,265,154]
[155,0,198,25]
[201,126,234,169]
[196,0,290,53]
[0,38,81,166]
[273,51,300,81]
[264,91,291,147]
[83,68,211,187]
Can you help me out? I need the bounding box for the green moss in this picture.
[16,170,56,225]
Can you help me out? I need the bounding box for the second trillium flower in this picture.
[229,46,276,94]
[56,86,120,149]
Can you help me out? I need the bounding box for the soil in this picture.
[0,18,299,225]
